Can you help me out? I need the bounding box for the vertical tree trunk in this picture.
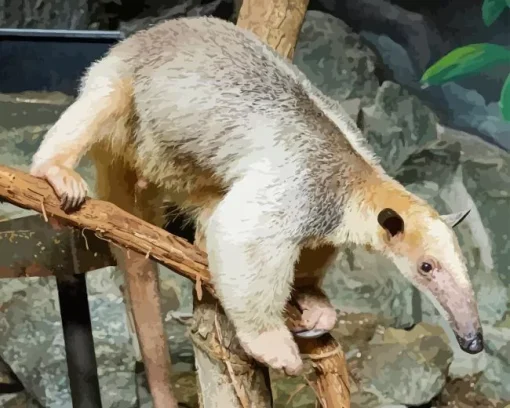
[190,290,274,408]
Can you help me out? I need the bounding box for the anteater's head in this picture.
[343,178,484,355]
[376,205,483,354]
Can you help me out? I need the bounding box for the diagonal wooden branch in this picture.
[0,165,213,292]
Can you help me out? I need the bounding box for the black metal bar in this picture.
[56,273,103,408]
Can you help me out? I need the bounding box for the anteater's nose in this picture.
[459,332,484,354]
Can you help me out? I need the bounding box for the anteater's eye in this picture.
[420,262,433,273]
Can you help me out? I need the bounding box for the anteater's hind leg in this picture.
[89,147,179,408]
[290,245,339,338]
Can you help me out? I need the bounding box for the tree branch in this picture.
[0,165,214,293]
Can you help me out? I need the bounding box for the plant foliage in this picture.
[420,44,510,86]
[482,0,508,26]
[500,73,510,120]
[419,0,510,122]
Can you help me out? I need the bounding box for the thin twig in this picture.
[285,383,307,406]
[40,198,48,222]
[81,228,90,251]
[195,276,203,301]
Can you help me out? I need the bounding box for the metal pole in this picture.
[56,273,103,408]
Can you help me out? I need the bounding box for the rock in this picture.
[359,80,439,175]
[349,389,385,408]
[359,31,417,87]
[436,374,509,408]
[0,0,235,32]
[358,323,453,405]
[310,0,445,73]
[437,127,510,290]
[439,82,510,151]
[339,98,362,121]
[0,274,138,408]
[0,391,43,408]
[0,277,89,407]
[313,0,510,152]
[361,30,510,152]
[496,312,510,330]
[331,312,389,352]
[0,266,194,408]
[323,245,417,330]
[473,326,510,401]
[0,0,88,29]
[294,11,381,104]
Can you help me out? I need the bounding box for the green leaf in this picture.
[499,73,510,121]
[420,43,510,86]
[482,0,507,26]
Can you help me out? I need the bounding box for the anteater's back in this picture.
[109,17,328,178]
[90,16,378,212]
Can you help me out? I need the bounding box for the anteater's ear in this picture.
[377,208,404,237]
[441,209,471,228]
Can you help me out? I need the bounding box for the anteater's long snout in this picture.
[425,268,484,355]
[445,293,484,355]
